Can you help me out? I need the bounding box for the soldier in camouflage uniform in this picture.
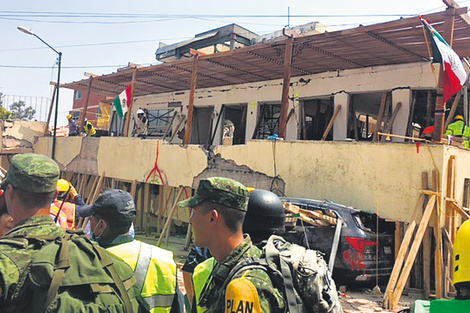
[179,177,285,313]
[0,153,67,307]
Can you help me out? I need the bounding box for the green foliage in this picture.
[10,101,36,120]
[0,93,12,120]
[0,107,12,120]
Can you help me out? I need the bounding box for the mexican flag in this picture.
[420,17,468,103]
[113,85,132,119]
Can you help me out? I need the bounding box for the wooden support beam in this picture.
[184,54,199,145]
[157,187,184,246]
[79,77,93,135]
[381,102,402,142]
[373,92,388,142]
[383,194,425,308]
[279,36,294,139]
[144,183,150,236]
[422,172,432,298]
[448,199,470,220]
[390,195,437,310]
[90,172,105,203]
[44,84,57,136]
[162,111,178,141]
[445,90,462,129]
[321,105,341,141]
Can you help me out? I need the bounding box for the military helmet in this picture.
[243,189,285,241]
[453,219,470,292]
[455,115,465,121]
[66,114,73,120]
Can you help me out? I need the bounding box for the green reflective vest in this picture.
[192,257,216,313]
[107,240,177,313]
[445,120,470,138]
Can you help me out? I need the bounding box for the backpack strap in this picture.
[44,233,71,310]
[91,237,134,313]
[265,236,301,313]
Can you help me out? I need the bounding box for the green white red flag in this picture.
[420,16,468,103]
[113,85,132,119]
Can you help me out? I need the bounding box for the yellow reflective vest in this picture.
[107,240,177,313]
[192,257,216,313]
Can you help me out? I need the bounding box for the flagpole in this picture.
[124,67,138,137]
[431,7,456,142]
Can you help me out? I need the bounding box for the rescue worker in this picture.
[190,188,286,313]
[178,178,285,313]
[49,179,85,230]
[135,108,149,138]
[67,113,79,136]
[444,115,470,149]
[84,118,96,136]
[79,189,184,313]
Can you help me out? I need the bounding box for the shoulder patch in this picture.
[225,278,262,313]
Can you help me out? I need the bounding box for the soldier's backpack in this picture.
[3,232,141,313]
[225,235,343,313]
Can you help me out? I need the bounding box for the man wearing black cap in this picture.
[80,189,183,313]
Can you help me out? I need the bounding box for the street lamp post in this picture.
[18,26,62,160]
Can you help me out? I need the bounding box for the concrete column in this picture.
[333,93,350,141]
[285,98,298,140]
[391,89,412,142]
[245,101,258,143]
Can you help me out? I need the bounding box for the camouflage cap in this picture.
[178,177,249,211]
[1,153,60,193]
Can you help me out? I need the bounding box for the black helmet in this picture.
[243,189,285,242]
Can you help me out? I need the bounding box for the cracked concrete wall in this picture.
[214,140,444,222]
[35,136,445,223]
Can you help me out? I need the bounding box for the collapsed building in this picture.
[2,2,470,309]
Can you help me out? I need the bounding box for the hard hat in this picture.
[136,109,145,115]
[57,179,71,193]
[453,219,470,291]
[455,115,464,121]
[243,189,285,242]
[66,114,73,120]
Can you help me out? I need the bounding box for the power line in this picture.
[0,63,156,69]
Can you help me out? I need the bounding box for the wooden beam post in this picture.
[157,187,184,246]
[383,195,424,308]
[381,102,402,142]
[79,76,94,135]
[279,35,294,139]
[44,84,57,136]
[445,90,462,129]
[373,92,388,142]
[124,67,138,137]
[322,105,342,141]
[422,172,432,298]
[184,54,199,145]
[390,196,437,310]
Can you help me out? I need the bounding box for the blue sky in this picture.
[0,0,460,126]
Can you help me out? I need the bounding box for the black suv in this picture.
[281,197,395,285]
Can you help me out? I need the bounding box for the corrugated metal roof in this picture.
[64,10,470,98]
